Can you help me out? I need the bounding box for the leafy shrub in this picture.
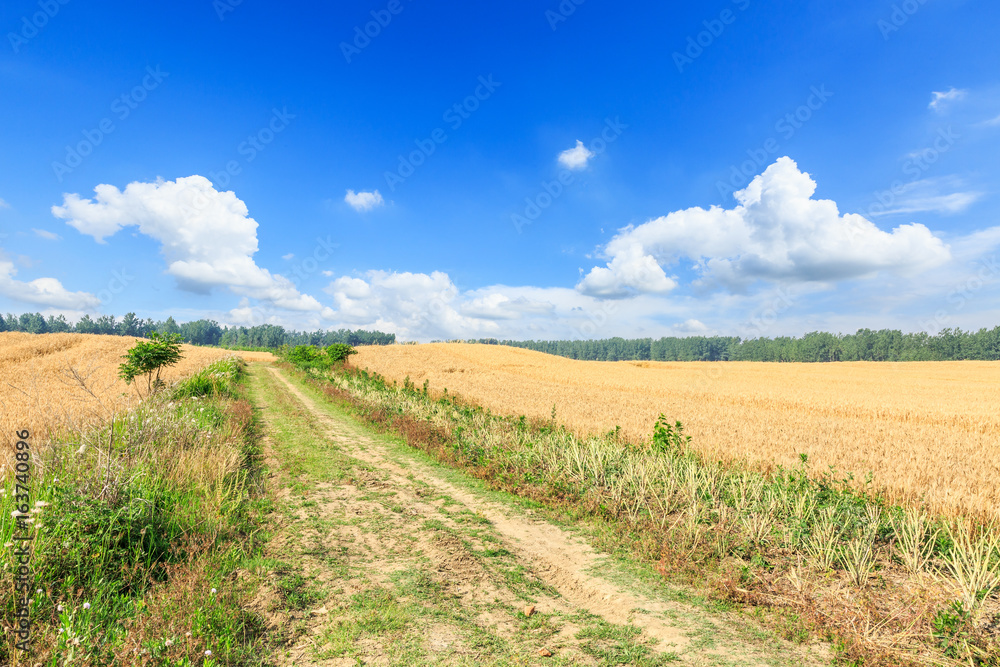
[118,332,184,396]
[285,344,357,371]
[325,343,358,363]
[651,414,691,455]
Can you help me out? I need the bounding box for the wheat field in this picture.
[353,343,1000,519]
[0,332,274,450]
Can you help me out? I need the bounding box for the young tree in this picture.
[118,332,184,397]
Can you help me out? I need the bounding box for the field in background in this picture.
[354,343,1000,519]
[0,332,274,449]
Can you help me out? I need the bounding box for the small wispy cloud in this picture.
[977,113,1000,127]
[282,253,295,260]
[929,87,967,113]
[558,140,595,171]
[869,176,983,217]
[32,228,61,241]
[0,198,9,209]
[344,189,385,212]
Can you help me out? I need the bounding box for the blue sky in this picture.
[1,0,999,341]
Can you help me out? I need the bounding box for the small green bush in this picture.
[326,343,358,363]
[651,414,691,455]
[285,344,356,371]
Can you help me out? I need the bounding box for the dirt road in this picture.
[251,365,829,666]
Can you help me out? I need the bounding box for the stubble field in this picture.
[353,343,1000,520]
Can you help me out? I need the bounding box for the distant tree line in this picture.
[0,312,395,348]
[472,328,1000,362]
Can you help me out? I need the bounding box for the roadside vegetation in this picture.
[352,343,1000,521]
[282,352,1000,666]
[0,352,270,665]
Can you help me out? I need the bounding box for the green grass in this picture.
[0,357,271,665]
[574,612,680,665]
[275,572,327,611]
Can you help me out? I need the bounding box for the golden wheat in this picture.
[0,332,273,450]
[353,343,1000,519]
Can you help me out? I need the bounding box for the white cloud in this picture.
[0,198,9,209]
[0,253,100,309]
[673,319,709,334]
[460,292,557,320]
[322,269,590,340]
[33,229,61,241]
[929,88,967,113]
[576,242,677,298]
[869,177,983,217]
[225,298,336,328]
[558,140,595,171]
[344,189,385,212]
[318,266,697,342]
[324,270,495,340]
[52,175,325,312]
[578,157,951,296]
[979,113,1000,127]
[282,253,295,260]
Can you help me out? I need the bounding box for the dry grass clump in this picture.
[0,332,273,456]
[353,343,1000,520]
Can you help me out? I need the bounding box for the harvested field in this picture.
[0,332,273,449]
[353,343,1000,519]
